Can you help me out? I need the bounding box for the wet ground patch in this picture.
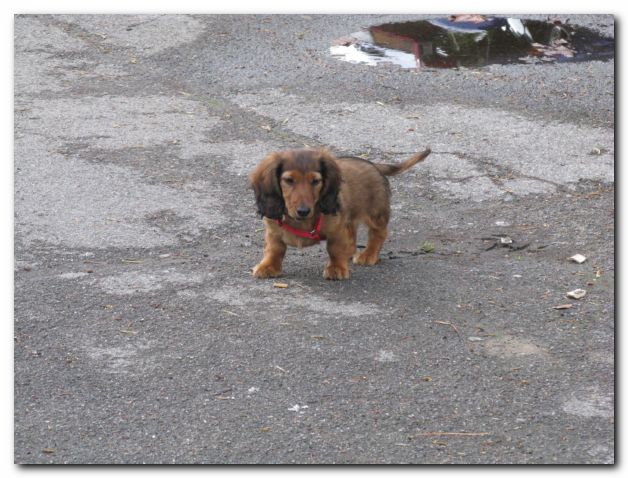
[331,16,614,69]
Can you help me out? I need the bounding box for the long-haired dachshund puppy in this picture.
[249,147,431,280]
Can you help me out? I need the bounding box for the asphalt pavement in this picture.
[14,14,614,464]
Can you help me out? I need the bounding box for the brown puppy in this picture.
[249,148,431,280]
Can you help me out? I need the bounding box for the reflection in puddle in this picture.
[330,16,614,69]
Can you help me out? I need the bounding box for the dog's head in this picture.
[249,149,342,220]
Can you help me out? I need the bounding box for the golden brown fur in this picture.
[249,148,431,280]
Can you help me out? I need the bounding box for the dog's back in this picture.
[336,156,392,224]
[335,148,431,224]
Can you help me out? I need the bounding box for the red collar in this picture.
[276,214,324,241]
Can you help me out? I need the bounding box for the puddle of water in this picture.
[330,16,614,69]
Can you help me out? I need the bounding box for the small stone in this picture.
[566,289,587,300]
[569,254,587,264]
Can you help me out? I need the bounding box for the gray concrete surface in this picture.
[14,14,614,464]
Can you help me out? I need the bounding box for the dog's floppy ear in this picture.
[249,152,285,220]
[318,150,342,215]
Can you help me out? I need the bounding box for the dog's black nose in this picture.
[296,207,311,218]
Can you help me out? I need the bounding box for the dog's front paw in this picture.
[252,262,282,279]
[323,262,350,280]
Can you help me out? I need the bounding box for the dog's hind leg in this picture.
[353,217,388,266]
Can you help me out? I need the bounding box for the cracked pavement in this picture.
[14,14,614,464]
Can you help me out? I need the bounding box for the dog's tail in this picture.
[374,148,431,176]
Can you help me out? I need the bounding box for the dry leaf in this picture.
[421,241,435,253]
[333,36,355,46]
[449,14,487,23]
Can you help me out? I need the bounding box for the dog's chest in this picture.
[281,230,323,248]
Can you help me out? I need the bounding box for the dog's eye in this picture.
[311,178,321,186]
[282,177,295,185]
